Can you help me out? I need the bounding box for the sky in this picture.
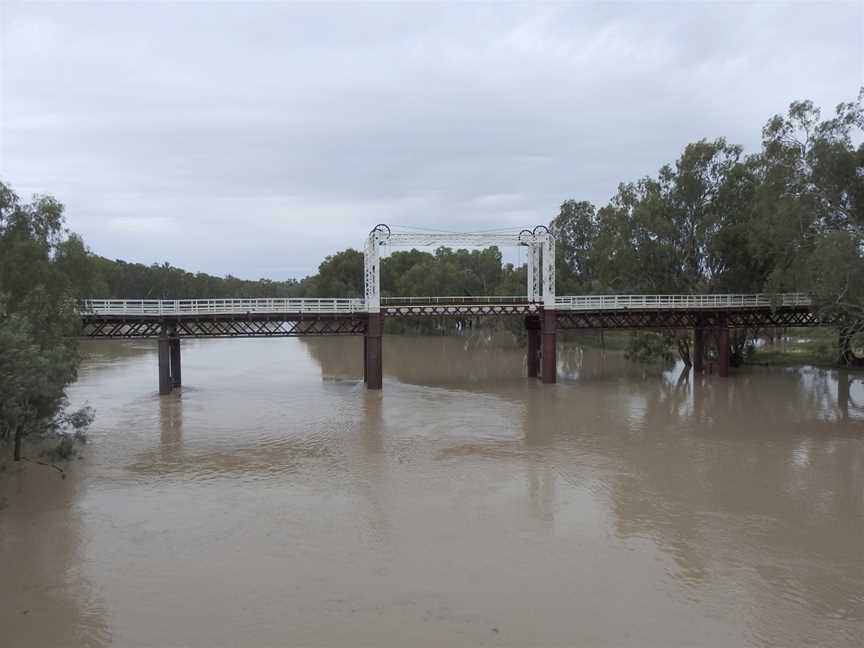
[1,1,862,280]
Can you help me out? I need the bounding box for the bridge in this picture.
[79,225,833,394]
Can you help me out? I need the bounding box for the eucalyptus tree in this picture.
[753,90,864,361]
[0,181,93,461]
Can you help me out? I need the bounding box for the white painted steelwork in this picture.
[383,232,539,248]
[81,298,366,316]
[81,293,813,317]
[364,229,383,312]
[553,293,812,310]
[363,225,553,313]
[382,296,528,305]
[541,233,555,308]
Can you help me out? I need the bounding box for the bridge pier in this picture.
[693,327,705,373]
[718,325,730,378]
[170,337,182,388]
[838,369,850,421]
[526,315,540,378]
[541,309,557,384]
[158,336,172,395]
[158,329,182,395]
[365,313,383,390]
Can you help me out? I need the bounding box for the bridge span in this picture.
[79,292,827,394]
[79,223,842,394]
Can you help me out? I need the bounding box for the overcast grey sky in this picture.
[1,1,861,279]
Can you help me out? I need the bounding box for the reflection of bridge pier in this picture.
[159,387,183,451]
[541,309,557,384]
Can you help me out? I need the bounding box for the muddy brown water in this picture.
[1,336,862,647]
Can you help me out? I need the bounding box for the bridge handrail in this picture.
[79,298,367,315]
[553,293,812,310]
[381,296,528,305]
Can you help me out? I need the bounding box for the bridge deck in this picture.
[78,294,823,338]
[81,293,812,316]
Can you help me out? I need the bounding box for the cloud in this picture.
[1,2,860,279]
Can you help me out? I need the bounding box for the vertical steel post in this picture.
[526,315,540,378]
[541,308,557,384]
[365,313,383,390]
[363,334,368,383]
[158,336,172,395]
[693,327,704,373]
[718,325,730,378]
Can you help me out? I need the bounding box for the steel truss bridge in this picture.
[79,225,839,394]
[81,293,819,337]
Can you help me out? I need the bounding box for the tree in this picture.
[0,181,93,460]
[754,91,864,363]
[309,249,365,297]
[552,200,597,293]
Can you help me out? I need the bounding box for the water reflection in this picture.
[159,390,184,451]
[313,336,864,644]
[304,335,864,424]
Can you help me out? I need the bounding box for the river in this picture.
[2,336,862,647]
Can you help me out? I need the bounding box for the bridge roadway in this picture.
[79,293,827,393]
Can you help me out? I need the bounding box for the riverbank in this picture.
[567,327,847,369]
[744,328,840,367]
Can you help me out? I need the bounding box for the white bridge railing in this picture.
[80,293,813,316]
[80,298,367,315]
[381,296,528,305]
[554,293,812,310]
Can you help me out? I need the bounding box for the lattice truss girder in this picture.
[81,308,832,338]
[555,308,825,330]
[81,315,368,338]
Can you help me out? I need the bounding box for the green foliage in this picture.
[304,249,365,297]
[553,89,864,365]
[0,182,95,460]
[624,332,675,365]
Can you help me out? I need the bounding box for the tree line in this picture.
[84,245,526,300]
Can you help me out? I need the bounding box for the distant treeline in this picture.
[86,246,528,300]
